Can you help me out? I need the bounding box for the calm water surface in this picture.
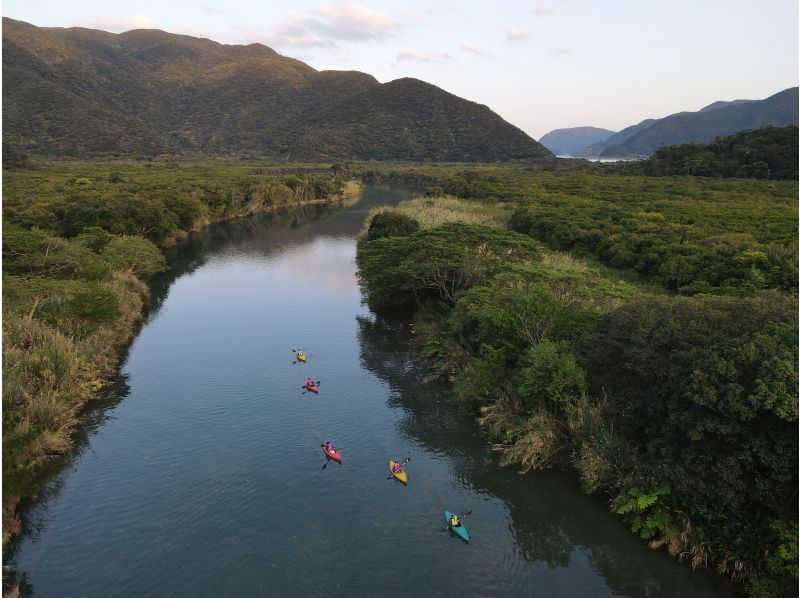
[11,186,735,597]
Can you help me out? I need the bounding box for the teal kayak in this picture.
[444,510,470,543]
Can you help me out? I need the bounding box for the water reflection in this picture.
[355,313,736,597]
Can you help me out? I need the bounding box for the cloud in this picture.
[549,46,575,57]
[72,14,161,32]
[505,26,530,41]
[534,4,553,15]
[460,42,488,55]
[264,2,401,49]
[301,3,400,42]
[397,49,450,62]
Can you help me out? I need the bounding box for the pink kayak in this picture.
[304,381,319,393]
[322,444,342,463]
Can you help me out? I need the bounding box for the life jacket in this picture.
[450,516,459,526]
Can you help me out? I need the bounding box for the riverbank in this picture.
[2,161,362,552]
[355,178,797,596]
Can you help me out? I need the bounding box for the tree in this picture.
[366,211,420,240]
[101,237,167,278]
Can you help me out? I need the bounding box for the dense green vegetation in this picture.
[3,162,347,245]
[355,168,798,595]
[3,18,550,162]
[2,161,356,547]
[353,163,797,294]
[629,126,799,180]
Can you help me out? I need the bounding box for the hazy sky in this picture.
[4,1,798,139]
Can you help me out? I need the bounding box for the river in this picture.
[9,185,735,597]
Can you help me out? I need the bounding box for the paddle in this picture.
[386,457,411,479]
[441,510,472,532]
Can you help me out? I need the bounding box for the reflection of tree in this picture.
[148,203,343,316]
[355,313,733,596]
[355,313,572,569]
[4,372,132,593]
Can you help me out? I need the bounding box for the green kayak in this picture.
[444,510,470,543]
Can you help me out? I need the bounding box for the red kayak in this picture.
[304,380,319,394]
[322,444,342,463]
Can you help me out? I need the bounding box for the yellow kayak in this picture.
[389,460,408,485]
[295,350,307,363]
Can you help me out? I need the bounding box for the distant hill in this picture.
[538,126,615,156]
[631,125,799,180]
[2,18,551,161]
[575,89,798,158]
[575,119,656,157]
[698,99,752,112]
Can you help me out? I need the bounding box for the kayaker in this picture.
[392,462,402,473]
[450,514,460,527]
[305,378,314,388]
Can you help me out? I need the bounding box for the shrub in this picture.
[366,211,420,240]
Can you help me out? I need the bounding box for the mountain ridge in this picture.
[538,126,616,156]
[2,18,551,161]
[574,89,797,158]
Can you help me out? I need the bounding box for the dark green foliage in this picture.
[3,162,347,243]
[633,126,799,180]
[518,340,586,415]
[3,225,110,281]
[578,293,798,588]
[357,222,541,310]
[2,18,551,161]
[357,165,797,295]
[3,276,120,334]
[2,135,34,169]
[505,175,797,294]
[366,211,420,240]
[75,226,116,252]
[614,487,672,539]
[101,237,168,278]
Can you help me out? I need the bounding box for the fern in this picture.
[615,486,672,540]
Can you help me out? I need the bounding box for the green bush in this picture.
[366,211,420,240]
[101,237,167,278]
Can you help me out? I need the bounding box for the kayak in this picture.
[389,460,408,485]
[304,381,319,393]
[444,510,469,543]
[322,444,342,463]
[296,351,307,363]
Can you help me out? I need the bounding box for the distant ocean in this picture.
[557,155,641,163]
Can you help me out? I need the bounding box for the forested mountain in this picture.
[538,126,615,156]
[2,18,551,161]
[576,88,797,158]
[632,126,798,179]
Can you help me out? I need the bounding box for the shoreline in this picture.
[2,180,363,555]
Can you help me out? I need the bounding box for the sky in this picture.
[3,1,798,139]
